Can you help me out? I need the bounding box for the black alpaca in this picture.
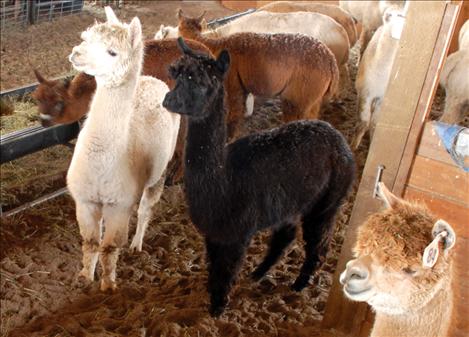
[163,37,356,316]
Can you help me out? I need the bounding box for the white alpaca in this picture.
[67,7,180,291]
[439,19,469,124]
[352,7,405,149]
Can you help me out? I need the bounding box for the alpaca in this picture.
[162,38,356,316]
[339,0,406,56]
[32,38,211,184]
[32,70,96,127]
[439,19,469,124]
[67,7,180,291]
[176,10,339,140]
[340,182,456,337]
[258,1,358,47]
[204,10,350,93]
[352,7,405,149]
[156,11,350,87]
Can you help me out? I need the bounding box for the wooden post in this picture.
[322,1,461,335]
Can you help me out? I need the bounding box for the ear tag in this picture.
[422,231,447,268]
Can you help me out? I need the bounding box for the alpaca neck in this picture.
[86,66,139,135]
[184,86,228,214]
[372,284,453,337]
[183,29,222,54]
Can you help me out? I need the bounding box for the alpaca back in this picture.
[200,32,337,99]
[213,11,350,66]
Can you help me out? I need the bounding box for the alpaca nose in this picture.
[69,47,81,63]
[340,259,369,285]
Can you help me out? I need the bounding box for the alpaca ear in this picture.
[34,69,46,84]
[201,18,208,31]
[432,219,456,252]
[216,50,230,74]
[177,8,184,20]
[104,6,119,25]
[129,17,142,49]
[377,182,400,209]
[197,11,207,22]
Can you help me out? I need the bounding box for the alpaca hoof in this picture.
[78,268,94,282]
[100,279,117,292]
[209,303,225,318]
[129,239,143,252]
[250,268,266,282]
[291,280,307,292]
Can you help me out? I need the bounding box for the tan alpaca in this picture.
[340,183,456,337]
[67,7,180,291]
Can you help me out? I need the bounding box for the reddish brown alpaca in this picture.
[32,38,212,183]
[177,10,339,139]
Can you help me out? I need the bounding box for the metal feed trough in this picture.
[0,8,256,216]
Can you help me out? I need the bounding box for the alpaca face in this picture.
[32,70,69,127]
[340,183,456,315]
[163,38,230,119]
[177,10,205,40]
[69,7,142,84]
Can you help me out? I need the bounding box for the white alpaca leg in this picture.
[76,201,102,281]
[99,204,132,291]
[245,94,255,117]
[130,176,165,252]
[440,94,464,124]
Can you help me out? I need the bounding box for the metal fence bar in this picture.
[0,123,79,164]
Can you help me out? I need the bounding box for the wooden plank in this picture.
[418,122,457,167]
[393,2,461,197]
[404,187,469,237]
[322,2,459,335]
[449,236,469,337]
[448,1,469,53]
[407,155,469,205]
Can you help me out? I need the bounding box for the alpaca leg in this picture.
[205,238,247,316]
[225,79,247,141]
[281,99,303,123]
[338,64,351,95]
[306,101,321,120]
[291,209,337,291]
[251,224,297,281]
[99,204,132,291]
[130,176,165,252]
[76,201,102,281]
[440,96,467,124]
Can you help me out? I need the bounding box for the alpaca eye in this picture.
[107,50,117,57]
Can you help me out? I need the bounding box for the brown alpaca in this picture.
[32,38,212,183]
[340,183,456,337]
[177,10,339,139]
[258,1,358,47]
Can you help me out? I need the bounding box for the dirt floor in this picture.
[0,1,454,337]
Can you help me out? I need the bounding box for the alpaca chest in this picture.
[67,131,140,204]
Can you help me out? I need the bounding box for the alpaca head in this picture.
[163,37,230,119]
[340,183,456,315]
[176,9,206,40]
[32,69,71,127]
[154,24,179,40]
[69,7,143,86]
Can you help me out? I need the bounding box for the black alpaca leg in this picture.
[291,209,337,291]
[205,238,247,316]
[251,224,297,281]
